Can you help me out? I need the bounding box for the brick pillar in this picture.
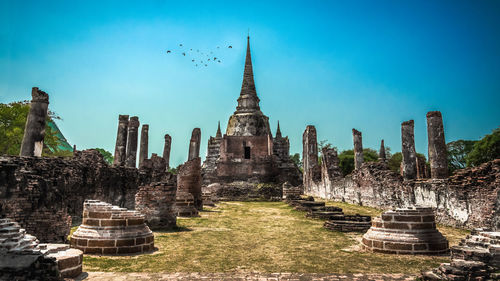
[139,124,149,168]
[20,87,49,157]
[113,115,129,166]
[188,128,201,161]
[163,134,172,169]
[427,111,448,179]
[379,139,386,161]
[352,129,363,170]
[302,125,319,190]
[401,120,417,179]
[125,116,140,168]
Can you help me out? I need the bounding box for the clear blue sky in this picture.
[1,0,499,166]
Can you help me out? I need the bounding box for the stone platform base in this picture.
[362,207,449,255]
[324,214,372,232]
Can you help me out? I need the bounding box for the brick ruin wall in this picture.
[0,149,163,243]
[305,159,500,230]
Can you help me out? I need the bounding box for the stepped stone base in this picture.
[0,218,83,280]
[202,192,216,207]
[175,192,199,217]
[70,200,154,255]
[282,183,303,200]
[422,229,500,280]
[324,214,372,232]
[362,207,449,255]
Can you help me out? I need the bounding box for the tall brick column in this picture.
[352,129,363,170]
[401,120,417,179]
[163,134,172,169]
[379,139,386,161]
[125,116,140,168]
[113,115,129,166]
[427,111,448,179]
[139,124,149,168]
[302,125,319,190]
[20,87,49,157]
[188,128,201,161]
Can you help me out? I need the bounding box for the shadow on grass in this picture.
[155,225,193,233]
[200,209,221,213]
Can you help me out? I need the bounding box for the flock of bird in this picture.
[166,43,233,67]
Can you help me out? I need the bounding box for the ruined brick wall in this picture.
[135,176,177,230]
[0,149,161,243]
[306,159,500,230]
[177,157,202,210]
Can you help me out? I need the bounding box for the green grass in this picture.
[81,201,468,273]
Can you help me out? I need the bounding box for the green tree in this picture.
[447,140,477,172]
[290,153,302,171]
[387,152,428,174]
[93,148,114,165]
[0,101,69,156]
[337,148,379,176]
[466,128,500,167]
[388,152,402,173]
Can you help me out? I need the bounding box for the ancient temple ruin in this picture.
[201,36,302,195]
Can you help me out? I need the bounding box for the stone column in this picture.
[112,115,129,166]
[125,116,140,168]
[20,87,49,157]
[427,111,448,179]
[302,125,319,190]
[379,139,386,161]
[163,134,172,169]
[188,128,201,161]
[401,120,417,180]
[138,124,149,168]
[352,129,363,170]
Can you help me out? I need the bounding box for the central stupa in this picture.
[201,36,302,192]
[226,36,271,136]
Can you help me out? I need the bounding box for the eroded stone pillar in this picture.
[113,115,129,166]
[427,111,448,179]
[125,116,140,168]
[163,134,172,169]
[188,128,201,161]
[401,120,417,180]
[20,87,49,157]
[379,139,386,161]
[302,125,319,190]
[352,129,363,170]
[139,124,149,168]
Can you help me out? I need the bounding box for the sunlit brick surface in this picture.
[70,200,154,255]
[362,207,449,255]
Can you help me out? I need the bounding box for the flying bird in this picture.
[182,52,186,56]
[179,44,183,47]
[205,64,207,67]
[192,59,195,62]
[228,45,232,48]
[166,50,171,53]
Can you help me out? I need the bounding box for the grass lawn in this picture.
[81,201,469,273]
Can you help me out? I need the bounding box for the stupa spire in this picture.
[235,36,260,113]
[276,121,282,138]
[216,121,222,138]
